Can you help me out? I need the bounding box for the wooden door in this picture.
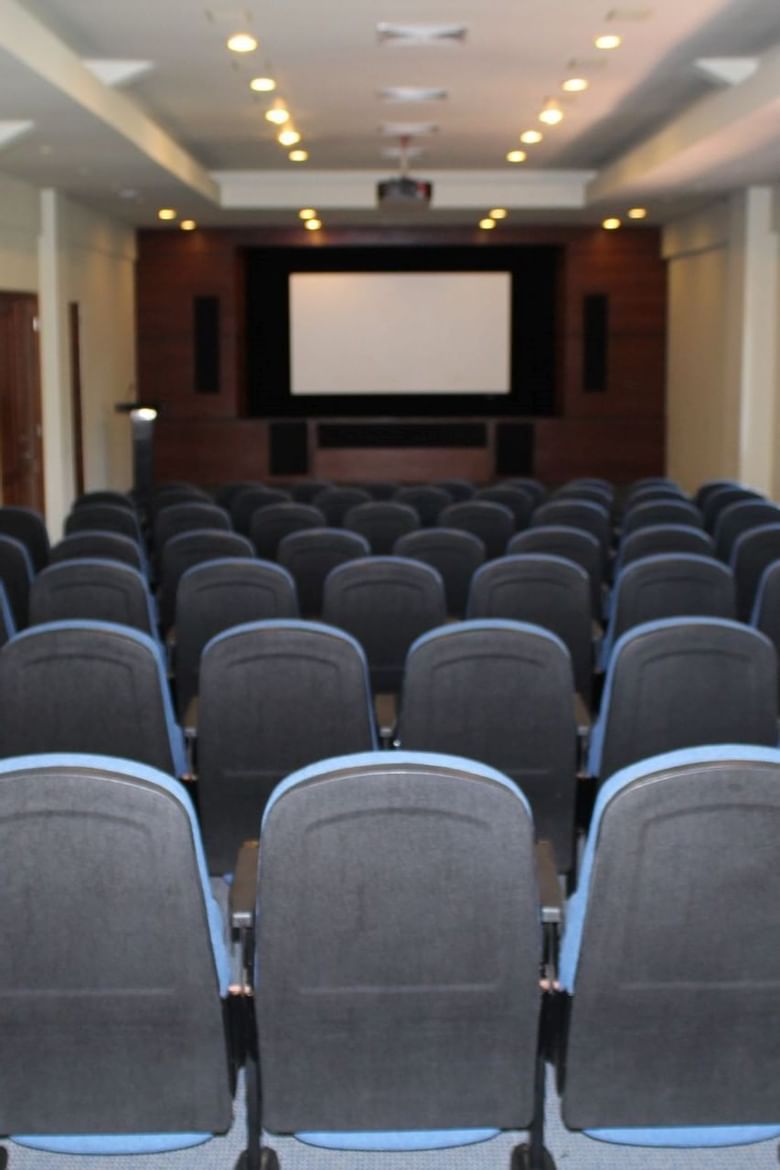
[0,293,44,512]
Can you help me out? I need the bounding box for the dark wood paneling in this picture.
[534,417,664,483]
[154,418,269,483]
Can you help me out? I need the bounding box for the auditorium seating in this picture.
[439,499,515,559]
[65,502,143,544]
[714,498,780,561]
[158,529,254,629]
[532,499,611,564]
[248,501,325,560]
[750,559,780,701]
[615,523,713,572]
[476,484,535,528]
[394,484,452,525]
[153,501,231,551]
[394,527,486,617]
[343,500,420,554]
[703,485,764,532]
[433,477,475,500]
[509,525,604,617]
[29,558,157,635]
[277,528,370,616]
[0,506,50,572]
[289,478,331,503]
[49,529,146,573]
[0,534,33,627]
[230,486,291,534]
[621,498,703,533]
[312,485,371,525]
[731,522,780,620]
[559,745,780,1150]
[72,489,135,510]
[196,620,377,874]
[0,753,234,1157]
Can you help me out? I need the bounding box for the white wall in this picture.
[0,173,137,538]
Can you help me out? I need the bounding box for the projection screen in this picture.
[289,271,511,395]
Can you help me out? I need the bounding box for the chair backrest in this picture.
[622,484,687,509]
[702,485,764,532]
[322,556,447,692]
[214,480,261,509]
[750,558,780,701]
[731,523,780,620]
[621,498,703,534]
[248,502,325,560]
[499,477,547,506]
[560,744,780,1145]
[714,499,780,562]
[616,523,713,572]
[312,486,372,526]
[602,553,736,664]
[230,486,291,534]
[0,533,34,627]
[153,501,230,552]
[397,620,578,872]
[0,581,16,648]
[467,553,593,703]
[277,528,370,617]
[49,529,145,573]
[0,621,187,774]
[358,480,398,500]
[588,618,778,782]
[174,557,299,719]
[433,478,475,501]
[256,750,541,1139]
[694,478,740,508]
[554,483,613,508]
[508,524,603,616]
[393,484,452,526]
[475,485,534,528]
[29,559,157,635]
[158,529,254,629]
[73,490,135,511]
[438,500,514,560]
[150,485,212,519]
[65,503,142,544]
[393,527,485,617]
[532,499,611,560]
[289,479,332,503]
[343,500,420,554]
[197,621,377,873]
[0,506,50,572]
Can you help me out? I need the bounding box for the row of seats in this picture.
[1,745,778,1166]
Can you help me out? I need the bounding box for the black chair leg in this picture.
[511,1052,557,1170]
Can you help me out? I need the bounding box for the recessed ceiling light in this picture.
[602,217,621,230]
[379,121,438,137]
[299,208,317,220]
[489,208,508,219]
[265,105,290,125]
[627,207,647,219]
[227,32,257,52]
[378,86,448,102]
[377,22,467,45]
[506,149,527,163]
[539,100,563,125]
[250,76,276,92]
[278,128,301,146]
[304,218,322,231]
[289,149,308,162]
[157,208,177,220]
[180,219,197,231]
[381,145,424,161]
[520,129,543,144]
[479,218,496,230]
[595,34,622,49]
[562,77,589,93]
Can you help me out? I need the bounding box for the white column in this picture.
[37,188,74,539]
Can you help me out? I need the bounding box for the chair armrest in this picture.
[230,839,259,931]
[536,840,563,927]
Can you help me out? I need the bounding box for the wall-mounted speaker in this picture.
[495,422,533,475]
[583,293,608,393]
[193,296,220,394]
[270,421,309,475]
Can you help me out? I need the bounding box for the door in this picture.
[0,292,44,512]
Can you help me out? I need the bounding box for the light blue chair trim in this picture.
[561,742,780,993]
[750,557,780,625]
[407,616,571,665]
[582,1124,780,1147]
[202,618,378,753]
[37,557,158,636]
[13,1132,213,1154]
[470,551,589,590]
[0,751,230,994]
[8,620,188,777]
[325,553,446,591]
[0,579,16,641]
[586,616,770,777]
[294,1128,499,1151]
[729,522,780,570]
[56,528,149,575]
[262,749,532,829]
[179,556,295,591]
[613,523,713,580]
[599,553,733,668]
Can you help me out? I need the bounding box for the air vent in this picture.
[377,22,467,45]
[605,7,653,19]
[204,7,253,25]
[379,86,448,102]
[566,57,608,71]
[381,145,425,160]
[379,121,438,137]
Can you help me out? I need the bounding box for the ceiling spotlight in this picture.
[595,34,622,49]
[180,219,197,231]
[278,127,301,146]
[506,149,527,163]
[479,218,496,230]
[227,33,258,53]
[265,103,290,125]
[157,208,176,221]
[299,208,317,220]
[489,208,508,219]
[520,129,543,144]
[628,207,647,219]
[539,100,563,126]
[304,218,322,231]
[562,77,589,92]
[602,217,621,230]
[289,149,309,162]
[250,76,276,92]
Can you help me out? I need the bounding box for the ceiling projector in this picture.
[377,175,433,209]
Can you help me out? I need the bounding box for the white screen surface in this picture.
[289,272,511,394]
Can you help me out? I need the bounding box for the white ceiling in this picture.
[0,0,779,226]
